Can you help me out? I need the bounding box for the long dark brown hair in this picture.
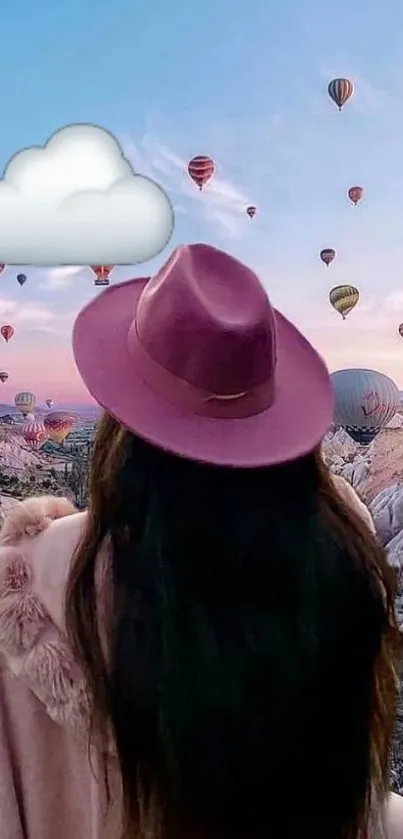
[65,413,401,839]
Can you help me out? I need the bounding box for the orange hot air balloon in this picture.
[44,411,74,444]
[22,419,48,451]
[188,155,215,190]
[1,324,14,343]
[246,205,257,218]
[348,186,363,205]
[0,371,8,383]
[320,248,336,267]
[90,265,114,287]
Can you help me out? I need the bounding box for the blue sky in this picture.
[0,0,403,403]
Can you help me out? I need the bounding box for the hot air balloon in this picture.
[44,411,74,445]
[0,372,8,383]
[246,205,257,219]
[188,155,215,190]
[0,324,14,343]
[348,186,363,205]
[320,248,336,267]
[331,368,400,445]
[46,398,54,409]
[16,273,27,287]
[90,265,114,287]
[329,285,359,320]
[0,266,5,276]
[15,391,35,417]
[328,78,354,110]
[22,419,48,451]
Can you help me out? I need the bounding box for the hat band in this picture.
[128,327,275,419]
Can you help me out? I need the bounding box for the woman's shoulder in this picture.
[0,495,90,730]
[382,792,403,838]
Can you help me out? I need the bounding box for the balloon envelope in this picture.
[348,186,363,205]
[328,78,354,109]
[331,368,400,445]
[0,372,8,383]
[22,419,47,451]
[246,205,256,218]
[188,155,215,190]
[16,273,27,286]
[320,248,335,266]
[1,324,14,343]
[45,398,54,408]
[329,285,359,319]
[15,391,35,417]
[44,411,74,444]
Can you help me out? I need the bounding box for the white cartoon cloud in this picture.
[0,124,174,265]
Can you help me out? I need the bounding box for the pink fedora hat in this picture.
[73,244,333,467]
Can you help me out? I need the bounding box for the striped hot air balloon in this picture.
[329,285,359,320]
[15,391,36,417]
[188,155,215,190]
[246,205,257,218]
[0,372,8,383]
[331,368,400,445]
[44,411,74,445]
[328,78,354,110]
[348,186,363,205]
[90,265,114,287]
[22,419,48,451]
[320,248,336,267]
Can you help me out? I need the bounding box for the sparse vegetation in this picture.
[0,467,69,500]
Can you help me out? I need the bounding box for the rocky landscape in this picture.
[0,418,93,509]
[323,420,403,793]
[322,418,403,574]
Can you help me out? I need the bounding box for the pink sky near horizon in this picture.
[1,262,402,405]
[0,343,95,406]
[0,321,402,408]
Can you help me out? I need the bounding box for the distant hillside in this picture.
[0,414,20,425]
[0,403,100,421]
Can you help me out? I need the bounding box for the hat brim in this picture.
[72,279,333,467]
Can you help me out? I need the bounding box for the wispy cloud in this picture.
[317,65,391,115]
[40,266,85,291]
[382,291,403,314]
[122,134,252,238]
[0,298,74,336]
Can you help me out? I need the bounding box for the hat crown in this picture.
[134,244,277,395]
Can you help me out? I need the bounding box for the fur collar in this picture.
[0,496,92,736]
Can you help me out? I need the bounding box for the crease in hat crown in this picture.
[128,243,278,398]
